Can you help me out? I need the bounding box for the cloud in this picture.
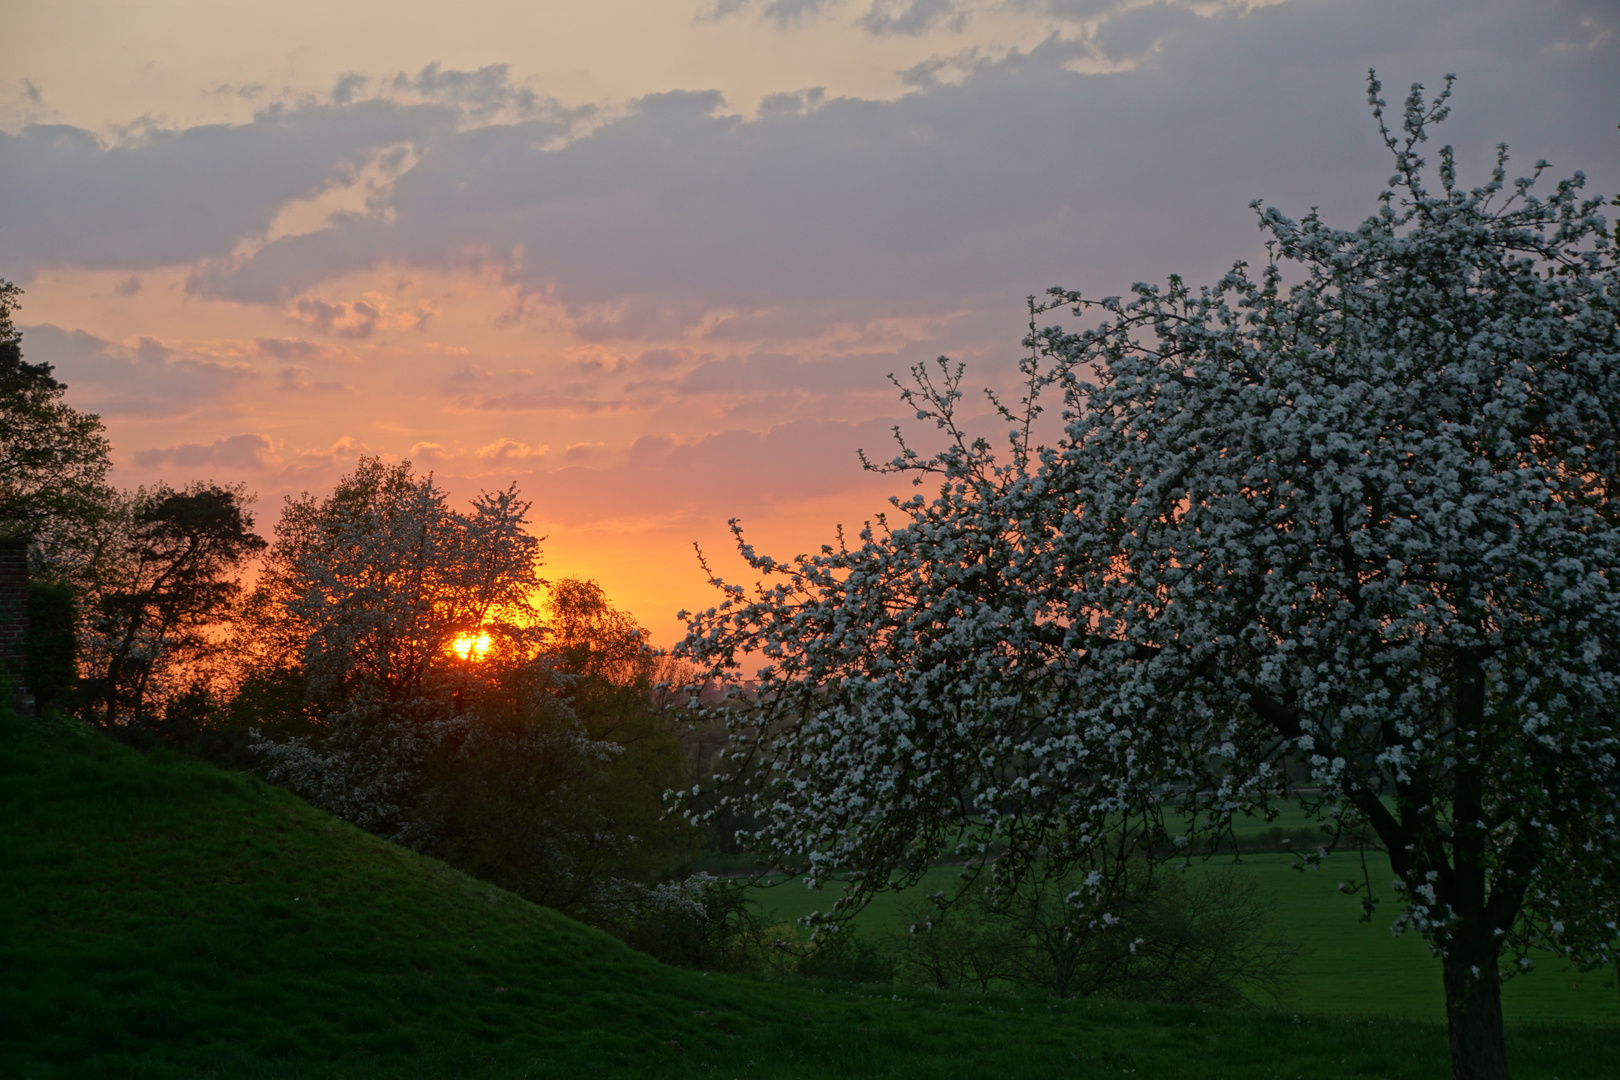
[496,416,906,530]
[287,293,433,337]
[477,437,548,463]
[702,0,836,26]
[389,62,550,122]
[274,364,347,392]
[455,389,628,413]
[332,73,369,106]
[1089,1,1198,62]
[112,275,141,297]
[659,348,915,399]
[133,433,278,471]
[1014,0,1132,21]
[630,347,690,372]
[860,0,970,37]
[4,0,1616,351]
[563,441,607,463]
[195,1,1619,335]
[409,441,451,464]
[19,323,250,417]
[756,87,827,118]
[437,356,633,413]
[207,81,269,102]
[254,336,345,361]
[0,100,454,277]
[292,296,381,338]
[272,436,379,484]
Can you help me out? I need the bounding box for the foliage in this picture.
[607,872,797,974]
[248,458,560,862]
[0,280,113,541]
[254,664,619,894]
[258,456,544,702]
[80,483,266,728]
[543,578,702,889]
[247,464,693,921]
[0,279,115,716]
[892,862,1294,1006]
[677,75,1619,1080]
[410,665,655,916]
[794,925,897,985]
[25,579,77,712]
[547,576,653,683]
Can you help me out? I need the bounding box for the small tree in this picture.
[542,578,700,888]
[678,76,1618,1080]
[261,456,544,700]
[248,457,551,832]
[82,483,266,728]
[250,465,696,918]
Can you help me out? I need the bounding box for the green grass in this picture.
[752,856,1620,1024]
[2,714,1615,1079]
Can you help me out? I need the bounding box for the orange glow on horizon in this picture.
[451,631,493,661]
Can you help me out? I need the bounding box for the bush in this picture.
[796,927,896,985]
[607,874,795,973]
[25,580,76,712]
[892,862,1295,1006]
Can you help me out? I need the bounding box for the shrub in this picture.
[607,874,794,973]
[25,580,76,712]
[892,862,1295,1006]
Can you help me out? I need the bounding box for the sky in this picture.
[2,0,1617,647]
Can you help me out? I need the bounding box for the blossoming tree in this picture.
[249,457,555,835]
[266,456,545,700]
[677,76,1619,1080]
[249,461,696,918]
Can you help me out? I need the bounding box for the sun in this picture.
[450,631,493,661]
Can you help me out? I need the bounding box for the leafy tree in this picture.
[0,281,113,542]
[0,281,114,713]
[542,579,701,892]
[407,579,699,915]
[677,76,1619,1080]
[82,483,267,727]
[248,457,551,833]
[547,577,653,683]
[249,466,695,920]
[260,456,543,701]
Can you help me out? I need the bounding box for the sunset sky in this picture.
[3,0,1616,646]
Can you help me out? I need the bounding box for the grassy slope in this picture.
[2,717,1614,1080]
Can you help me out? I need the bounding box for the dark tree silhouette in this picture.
[0,280,112,540]
[86,485,266,727]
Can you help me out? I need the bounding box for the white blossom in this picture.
[676,76,1618,1071]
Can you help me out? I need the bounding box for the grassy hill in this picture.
[2,713,1615,1079]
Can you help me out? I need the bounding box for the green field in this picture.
[748,799,1619,1024]
[751,855,1619,1024]
[3,714,1615,1078]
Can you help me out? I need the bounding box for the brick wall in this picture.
[0,538,34,717]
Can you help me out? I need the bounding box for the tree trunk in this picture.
[1441,943,1510,1080]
